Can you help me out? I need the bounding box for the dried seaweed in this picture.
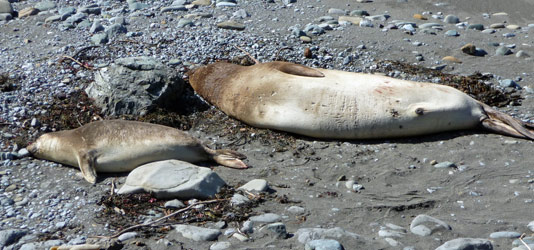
[95,186,267,237]
[0,73,19,92]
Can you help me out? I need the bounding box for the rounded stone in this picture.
[444,15,460,24]
[305,239,343,250]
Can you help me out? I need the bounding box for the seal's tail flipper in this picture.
[204,146,248,169]
[77,150,98,184]
[479,102,534,140]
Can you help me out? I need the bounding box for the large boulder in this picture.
[86,57,184,116]
[117,160,226,199]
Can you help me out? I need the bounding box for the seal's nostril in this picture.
[415,108,424,115]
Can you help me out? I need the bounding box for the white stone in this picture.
[436,238,492,250]
[238,179,269,192]
[118,160,226,199]
[174,225,221,241]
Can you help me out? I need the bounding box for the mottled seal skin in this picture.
[189,61,534,140]
[27,120,247,184]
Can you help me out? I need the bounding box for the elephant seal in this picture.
[27,120,247,184]
[189,61,534,140]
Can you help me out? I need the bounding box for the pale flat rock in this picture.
[118,160,226,199]
[378,229,405,238]
[410,214,451,236]
[238,179,269,192]
[287,206,305,214]
[164,199,186,209]
[435,238,492,250]
[490,23,505,29]
[18,7,40,18]
[249,213,281,223]
[489,231,521,239]
[230,193,250,206]
[210,241,231,250]
[53,244,102,250]
[118,232,138,242]
[305,239,343,250]
[506,24,521,30]
[174,225,221,241]
[296,227,360,244]
[338,16,362,25]
[216,21,245,30]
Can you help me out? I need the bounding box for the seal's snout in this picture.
[26,141,39,156]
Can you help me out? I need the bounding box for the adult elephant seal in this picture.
[189,61,534,140]
[27,120,247,184]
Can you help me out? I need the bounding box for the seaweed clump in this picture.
[36,90,102,132]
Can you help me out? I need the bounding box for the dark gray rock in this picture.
[105,23,127,38]
[467,24,484,30]
[58,7,75,16]
[264,223,287,239]
[161,5,187,12]
[90,33,108,45]
[350,10,369,16]
[86,56,184,116]
[445,30,459,36]
[35,1,56,11]
[129,2,149,11]
[0,230,27,248]
[64,12,87,24]
[0,1,14,14]
[90,20,104,33]
[444,15,459,24]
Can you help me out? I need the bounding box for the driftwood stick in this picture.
[59,55,94,70]
[234,46,260,64]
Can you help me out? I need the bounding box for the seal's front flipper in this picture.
[274,62,325,78]
[203,146,248,169]
[77,150,98,184]
[213,149,248,169]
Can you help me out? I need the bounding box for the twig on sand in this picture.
[59,55,95,70]
[520,233,532,250]
[94,199,226,239]
[234,46,260,64]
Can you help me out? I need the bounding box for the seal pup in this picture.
[189,61,534,140]
[27,120,247,184]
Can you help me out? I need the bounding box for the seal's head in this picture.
[27,137,44,157]
[27,133,70,163]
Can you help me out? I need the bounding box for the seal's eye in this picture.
[415,108,424,115]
